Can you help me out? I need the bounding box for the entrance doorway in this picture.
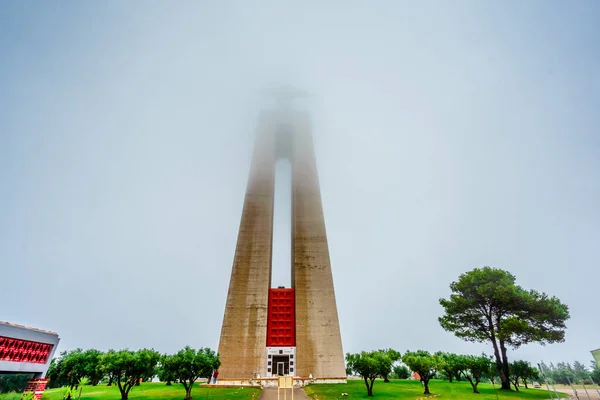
[266,347,295,377]
[272,355,290,376]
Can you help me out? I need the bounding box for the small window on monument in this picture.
[290,361,294,366]
[279,350,283,354]
[268,368,271,372]
[290,355,293,359]
[268,355,272,359]
[268,361,271,365]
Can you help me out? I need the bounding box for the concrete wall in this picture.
[291,113,345,379]
[0,322,60,378]
[217,114,277,379]
[217,110,345,379]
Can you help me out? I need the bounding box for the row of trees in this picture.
[0,374,34,394]
[47,346,219,400]
[345,349,540,397]
[539,360,600,385]
[36,266,570,399]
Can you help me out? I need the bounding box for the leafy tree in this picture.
[345,351,392,397]
[509,360,531,391]
[157,356,177,385]
[589,361,600,384]
[484,365,500,385]
[46,358,67,389]
[100,349,160,400]
[521,364,540,389]
[461,355,492,393]
[439,267,570,390]
[435,352,463,383]
[0,374,34,394]
[47,349,88,399]
[393,365,411,379]
[573,361,589,382]
[82,349,104,386]
[402,350,440,395]
[588,361,600,385]
[377,349,401,382]
[162,346,220,400]
[550,362,576,385]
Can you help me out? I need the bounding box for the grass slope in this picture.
[304,379,567,399]
[0,382,260,400]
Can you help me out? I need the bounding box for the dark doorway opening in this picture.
[272,355,290,376]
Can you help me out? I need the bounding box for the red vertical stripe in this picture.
[266,288,295,346]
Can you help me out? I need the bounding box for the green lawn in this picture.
[304,379,567,399]
[0,382,260,400]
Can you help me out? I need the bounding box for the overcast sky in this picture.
[1,1,599,368]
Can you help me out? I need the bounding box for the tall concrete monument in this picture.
[217,90,345,382]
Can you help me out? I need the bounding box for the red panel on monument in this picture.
[0,336,53,364]
[266,288,295,346]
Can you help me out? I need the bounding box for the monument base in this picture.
[214,377,347,387]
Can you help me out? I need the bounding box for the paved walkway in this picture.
[555,387,600,400]
[259,387,310,400]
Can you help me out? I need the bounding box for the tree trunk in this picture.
[523,380,528,389]
[511,377,519,391]
[448,374,453,383]
[489,335,510,389]
[499,340,511,390]
[465,376,478,393]
[423,379,431,395]
[363,377,371,396]
[185,385,193,400]
[383,374,389,383]
[118,380,130,400]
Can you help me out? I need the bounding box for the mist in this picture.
[1,0,599,368]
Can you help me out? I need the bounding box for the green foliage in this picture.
[435,352,463,383]
[100,349,160,400]
[439,267,570,390]
[460,355,493,393]
[82,349,105,386]
[157,355,177,385]
[508,360,539,390]
[0,374,34,394]
[47,349,88,397]
[572,361,589,381]
[346,350,395,396]
[21,391,36,400]
[402,350,441,395]
[393,365,411,379]
[46,349,105,392]
[377,349,401,382]
[161,346,220,400]
[47,358,65,389]
[539,361,594,385]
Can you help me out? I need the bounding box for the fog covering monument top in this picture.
[217,90,345,382]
